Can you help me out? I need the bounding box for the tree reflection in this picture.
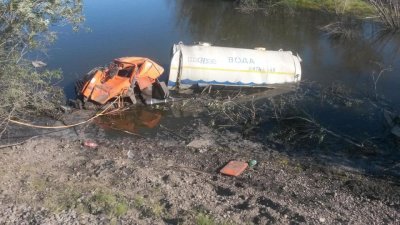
[173,0,400,88]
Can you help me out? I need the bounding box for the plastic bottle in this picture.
[248,159,257,167]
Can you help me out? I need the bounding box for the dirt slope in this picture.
[0,119,399,224]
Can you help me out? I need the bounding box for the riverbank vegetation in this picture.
[369,0,400,30]
[238,0,372,14]
[0,0,84,137]
[238,0,400,30]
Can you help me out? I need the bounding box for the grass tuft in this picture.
[85,191,129,217]
[196,213,217,225]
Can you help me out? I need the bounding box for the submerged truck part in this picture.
[168,43,302,89]
[77,57,167,107]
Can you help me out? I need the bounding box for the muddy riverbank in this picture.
[1,96,399,224]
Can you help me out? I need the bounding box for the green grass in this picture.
[277,157,290,167]
[133,195,166,218]
[133,195,145,208]
[196,213,217,225]
[86,191,129,217]
[42,186,82,213]
[241,0,374,15]
[195,212,235,225]
[150,201,165,218]
[287,0,373,14]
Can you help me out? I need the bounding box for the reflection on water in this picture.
[95,107,163,135]
[46,0,400,107]
[43,0,400,117]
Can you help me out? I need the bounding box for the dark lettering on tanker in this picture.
[228,57,255,64]
[249,66,266,72]
[188,57,216,64]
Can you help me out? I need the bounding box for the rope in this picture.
[7,96,121,129]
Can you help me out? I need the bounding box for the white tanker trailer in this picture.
[168,42,302,89]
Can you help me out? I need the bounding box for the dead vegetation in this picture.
[237,0,261,12]
[172,80,396,153]
[207,96,259,127]
[370,61,393,100]
[320,20,362,40]
[269,81,399,151]
[0,62,65,138]
[369,0,400,30]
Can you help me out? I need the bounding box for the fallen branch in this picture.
[280,116,365,148]
[159,124,188,141]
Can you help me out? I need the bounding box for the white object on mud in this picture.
[187,138,213,149]
[32,60,47,68]
[168,42,302,89]
[60,105,72,113]
[127,150,134,159]
[83,140,98,148]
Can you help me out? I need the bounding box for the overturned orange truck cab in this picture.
[76,57,168,108]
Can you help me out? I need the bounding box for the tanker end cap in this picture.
[195,42,212,46]
[296,53,303,63]
[254,47,266,51]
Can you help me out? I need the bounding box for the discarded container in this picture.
[248,159,257,167]
[220,161,248,176]
[144,98,168,105]
[60,105,72,113]
[32,60,47,68]
[83,140,98,148]
[168,42,302,89]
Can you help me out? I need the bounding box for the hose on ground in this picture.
[7,96,122,129]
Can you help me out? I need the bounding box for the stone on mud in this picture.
[187,138,214,149]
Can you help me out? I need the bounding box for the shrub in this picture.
[0,0,84,136]
[368,0,400,30]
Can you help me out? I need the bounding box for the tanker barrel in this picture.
[168,43,302,89]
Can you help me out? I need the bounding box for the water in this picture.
[45,0,399,103]
[41,0,400,175]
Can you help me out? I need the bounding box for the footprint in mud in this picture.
[160,198,173,210]
[162,175,170,183]
[234,200,252,210]
[235,182,246,188]
[257,197,281,211]
[215,186,235,196]
[163,218,183,225]
[253,210,276,225]
[91,160,116,176]
[256,197,306,224]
